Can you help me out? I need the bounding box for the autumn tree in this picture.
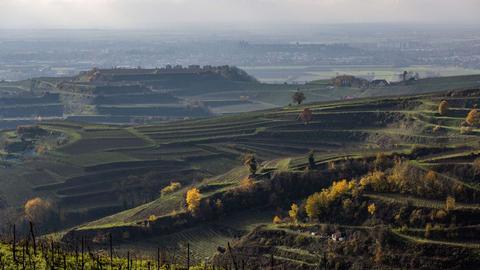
[243,153,258,176]
[359,171,389,192]
[273,215,282,224]
[307,150,315,169]
[24,197,53,225]
[298,108,313,124]
[305,192,325,220]
[473,158,480,176]
[423,170,439,195]
[425,223,432,238]
[186,188,201,216]
[374,240,383,264]
[445,196,456,211]
[466,108,479,126]
[373,152,388,170]
[288,203,299,223]
[438,100,449,115]
[215,199,224,214]
[292,90,306,105]
[240,177,255,192]
[368,203,376,216]
[305,179,353,220]
[161,182,182,196]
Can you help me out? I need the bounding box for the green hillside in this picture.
[2,85,480,268]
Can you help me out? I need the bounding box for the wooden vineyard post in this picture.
[157,247,160,270]
[75,239,79,270]
[127,251,130,270]
[227,242,238,270]
[109,233,113,270]
[270,253,274,270]
[29,222,37,256]
[81,237,85,270]
[187,243,190,270]
[12,224,16,264]
[324,251,327,270]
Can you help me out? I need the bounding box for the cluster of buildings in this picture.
[332,75,390,88]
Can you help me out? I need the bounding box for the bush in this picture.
[273,215,282,224]
[161,182,182,196]
[438,100,449,115]
[186,188,201,216]
[289,203,299,223]
[292,90,306,105]
[425,223,433,238]
[239,177,255,192]
[466,108,479,126]
[243,153,258,175]
[445,196,456,211]
[367,203,376,216]
[460,126,473,134]
[305,179,354,220]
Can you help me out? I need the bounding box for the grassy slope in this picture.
[3,79,480,263]
[63,87,480,262]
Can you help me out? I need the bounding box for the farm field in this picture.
[242,65,480,83]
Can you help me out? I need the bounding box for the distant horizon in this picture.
[1,22,480,31]
[1,0,479,29]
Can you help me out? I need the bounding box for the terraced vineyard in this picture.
[3,87,480,268]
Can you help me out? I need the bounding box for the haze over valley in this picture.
[1,1,480,269]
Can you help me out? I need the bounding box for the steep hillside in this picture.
[2,86,480,268]
[1,86,480,267]
[3,71,480,127]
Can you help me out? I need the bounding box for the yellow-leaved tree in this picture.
[273,215,282,224]
[466,108,479,126]
[186,188,201,216]
[368,203,376,216]
[161,182,182,196]
[305,179,353,220]
[240,177,255,192]
[438,100,449,115]
[288,203,299,223]
[445,196,456,211]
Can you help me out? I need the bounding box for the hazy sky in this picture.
[0,0,479,29]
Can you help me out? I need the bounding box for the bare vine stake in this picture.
[51,241,55,268]
[12,224,16,264]
[29,222,37,256]
[127,251,130,270]
[25,237,30,268]
[270,253,274,270]
[109,234,113,270]
[156,248,160,270]
[187,243,190,270]
[227,242,238,270]
[75,240,78,270]
[81,237,85,270]
[22,242,25,269]
[323,252,327,270]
